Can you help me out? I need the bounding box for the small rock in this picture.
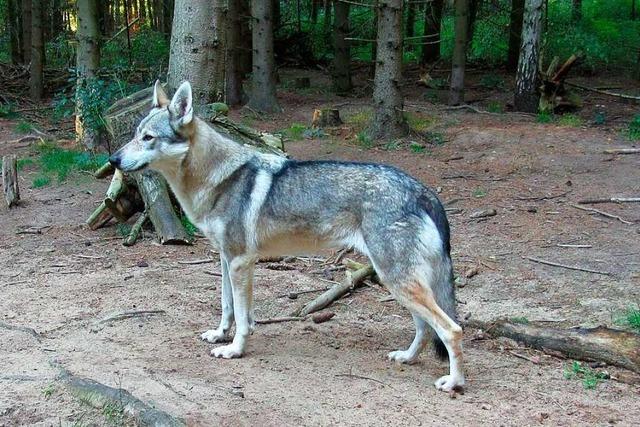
[287,292,299,300]
[124,274,134,281]
[470,208,497,219]
[137,260,149,268]
[455,277,467,288]
[481,403,491,410]
[312,312,335,324]
[464,267,478,278]
[526,206,537,213]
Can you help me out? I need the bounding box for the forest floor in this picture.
[1,68,640,426]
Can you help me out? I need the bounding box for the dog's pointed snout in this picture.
[109,153,121,168]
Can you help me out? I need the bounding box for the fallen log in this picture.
[2,155,19,207]
[57,366,185,427]
[467,319,640,374]
[311,108,343,128]
[603,148,640,155]
[578,197,640,204]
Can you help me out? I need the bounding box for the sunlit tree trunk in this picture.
[248,0,281,112]
[514,0,544,112]
[29,0,44,100]
[366,0,407,139]
[507,0,525,71]
[332,0,351,94]
[421,0,443,64]
[449,0,469,105]
[76,0,101,149]
[168,0,225,103]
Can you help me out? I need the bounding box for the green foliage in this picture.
[0,102,17,118]
[425,131,445,145]
[409,142,427,154]
[42,383,56,399]
[405,112,436,133]
[15,120,34,134]
[614,305,640,332]
[536,111,554,124]
[32,175,51,188]
[356,131,373,149]
[563,361,609,389]
[510,316,530,325]
[17,158,35,170]
[283,123,307,140]
[75,77,127,134]
[102,402,127,425]
[557,114,584,127]
[487,101,504,114]
[180,214,198,238]
[627,115,640,140]
[472,187,487,198]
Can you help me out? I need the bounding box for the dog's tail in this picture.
[419,192,458,361]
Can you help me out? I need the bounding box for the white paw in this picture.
[201,329,230,343]
[434,374,465,392]
[388,350,416,364]
[211,344,244,359]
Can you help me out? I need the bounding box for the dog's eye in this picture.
[142,134,154,141]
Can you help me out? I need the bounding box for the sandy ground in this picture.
[1,72,640,426]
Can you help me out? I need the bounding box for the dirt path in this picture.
[1,96,639,425]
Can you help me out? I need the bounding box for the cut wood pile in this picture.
[539,53,583,113]
[86,85,286,246]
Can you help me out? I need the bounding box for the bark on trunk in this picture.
[8,0,22,64]
[225,0,245,106]
[168,0,225,104]
[238,0,252,76]
[135,171,192,245]
[332,0,352,94]
[449,0,469,105]
[421,0,444,64]
[507,0,525,71]
[76,0,101,150]
[366,0,407,140]
[21,0,31,64]
[2,155,20,208]
[163,0,174,36]
[29,0,44,100]
[514,0,544,113]
[248,0,281,113]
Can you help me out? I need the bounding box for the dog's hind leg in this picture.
[392,281,465,392]
[388,312,428,364]
[202,256,234,343]
[211,255,255,359]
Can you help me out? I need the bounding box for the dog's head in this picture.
[109,81,194,173]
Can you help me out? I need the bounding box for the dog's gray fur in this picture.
[110,81,465,392]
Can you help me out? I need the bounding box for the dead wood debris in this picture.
[90,310,166,332]
[0,320,42,342]
[570,203,634,225]
[526,256,611,276]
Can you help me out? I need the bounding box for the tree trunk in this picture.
[163,0,174,36]
[168,0,225,105]
[76,0,101,149]
[8,0,22,64]
[449,0,469,105]
[311,0,320,24]
[29,0,44,100]
[21,0,31,64]
[514,0,544,113]
[467,0,481,47]
[2,155,20,208]
[572,0,582,22]
[238,0,252,76]
[369,0,378,77]
[323,0,332,35]
[138,0,146,25]
[332,0,351,94]
[507,0,525,71]
[226,0,245,106]
[248,0,281,113]
[366,0,407,140]
[421,0,443,64]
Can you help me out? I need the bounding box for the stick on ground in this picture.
[570,203,633,225]
[526,257,611,276]
[90,309,166,332]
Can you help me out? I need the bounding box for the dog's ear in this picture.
[152,80,169,108]
[168,81,193,128]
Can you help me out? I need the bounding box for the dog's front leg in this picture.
[202,256,234,343]
[211,255,254,359]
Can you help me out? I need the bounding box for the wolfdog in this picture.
[109,81,465,392]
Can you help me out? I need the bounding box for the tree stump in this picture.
[2,155,20,207]
[135,170,192,245]
[311,109,343,128]
[294,77,311,89]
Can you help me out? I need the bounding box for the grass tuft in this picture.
[180,214,199,238]
[510,316,530,325]
[614,305,640,333]
[32,175,52,188]
[536,111,554,124]
[557,114,583,127]
[627,115,640,140]
[563,361,609,389]
[15,120,34,134]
